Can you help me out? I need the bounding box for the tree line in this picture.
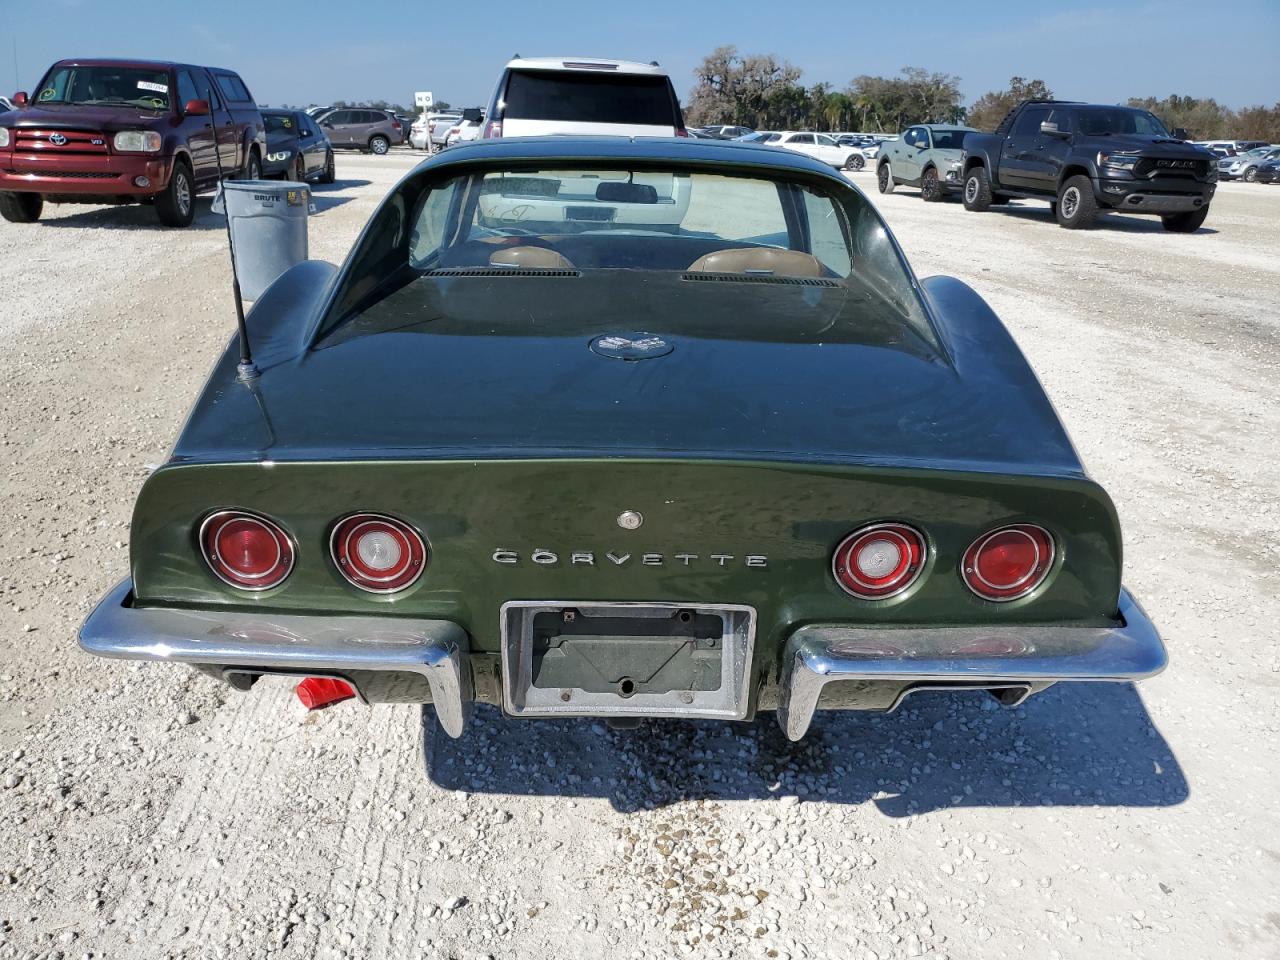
[684,46,1280,141]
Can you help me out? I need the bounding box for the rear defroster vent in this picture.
[423,268,581,278]
[682,272,841,287]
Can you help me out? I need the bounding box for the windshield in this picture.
[1075,108,1170,138]
[929,130,969,150]
[320,164,934,348]
[35,65,171,110]
[264,113,298,134]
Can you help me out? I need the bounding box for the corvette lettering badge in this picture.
[493,549,767,568]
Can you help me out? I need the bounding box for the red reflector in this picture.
[832,523,927,599]
[962,524,1055,601]
[331,513,427,593]
[296,677,355,710]
[200,511,293,590]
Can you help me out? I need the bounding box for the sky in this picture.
[3,0,1277,112]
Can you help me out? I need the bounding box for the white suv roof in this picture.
[504,57,666,76]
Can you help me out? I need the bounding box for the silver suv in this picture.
[317,108,402,155]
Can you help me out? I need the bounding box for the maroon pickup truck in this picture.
[0,59,265,227]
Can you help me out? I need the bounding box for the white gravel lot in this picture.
[0,150,1277,960]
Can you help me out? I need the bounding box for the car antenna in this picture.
[207,85,259,382]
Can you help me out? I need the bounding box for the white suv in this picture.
[481,57,686,138]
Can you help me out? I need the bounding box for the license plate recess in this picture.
[500,601,756,720]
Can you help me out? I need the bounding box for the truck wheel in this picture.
[319,150,335,184]
[154,161,195,227]
[962,167,991,211]
[843,153,865,171]
[234,150,261,181]
[1161,207,1209,233]
[1055,175,1097,229]
[920,167,944,202]
[877,162,895,194]
[369,135,390,155]
[0,191,43,223]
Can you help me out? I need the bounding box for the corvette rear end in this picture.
[79,138,1166,743]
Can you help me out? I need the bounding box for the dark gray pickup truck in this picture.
[960,100,1217,231]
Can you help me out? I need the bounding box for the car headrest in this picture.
[489,246,577,270]
[685,248,825,278]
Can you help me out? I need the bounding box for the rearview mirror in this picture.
[184,98,210,116]
[12,91,27,108]
[596,181,657,204]
[461,107,482,123]
[1040,121,1068,138]
[1172,127,1190,141]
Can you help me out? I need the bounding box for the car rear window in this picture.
[318,163,936,352]
[503,70,677,126]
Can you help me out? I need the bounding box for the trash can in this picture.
[212,179,311,300]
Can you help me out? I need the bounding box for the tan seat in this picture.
[686,248,825,278]
[489,246,576,269]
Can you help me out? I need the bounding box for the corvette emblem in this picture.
[589,332,673,361]
[49,133,67,146]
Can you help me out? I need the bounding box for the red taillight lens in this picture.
[482,120,502,139]
[832,523,926,599]
[330,513,426,593]
[200,511,294,591]
[961,524,1055,602]
[675,127,690,138]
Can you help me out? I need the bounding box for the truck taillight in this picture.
[482,120,502,139]
[675,127,689,138]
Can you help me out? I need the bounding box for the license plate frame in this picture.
[499,601,756,720]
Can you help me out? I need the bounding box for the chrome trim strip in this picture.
[500,600,756,720]
[777,588,1166,741]
[78,579,473,738]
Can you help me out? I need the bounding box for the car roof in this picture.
[918,123,977,132]
[504,56,667,76]
[49,58,238,72]
[417,136,846,182]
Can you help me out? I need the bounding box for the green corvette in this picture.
[80,137,1166,742]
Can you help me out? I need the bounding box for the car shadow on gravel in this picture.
[310,178,371,191]
[422,682,1187,814]
[994,203,1219,234]
[36,198,226,231]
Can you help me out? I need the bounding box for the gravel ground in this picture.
[0,150,1277,960]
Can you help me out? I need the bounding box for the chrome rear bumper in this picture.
[775,588,1165,740]
[79,579,472,737]
[81,580,1164,743]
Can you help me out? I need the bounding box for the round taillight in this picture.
[832,523,927,599]
[961,523,1055,602]
[200,511,294,591]
[330,514,426,593]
